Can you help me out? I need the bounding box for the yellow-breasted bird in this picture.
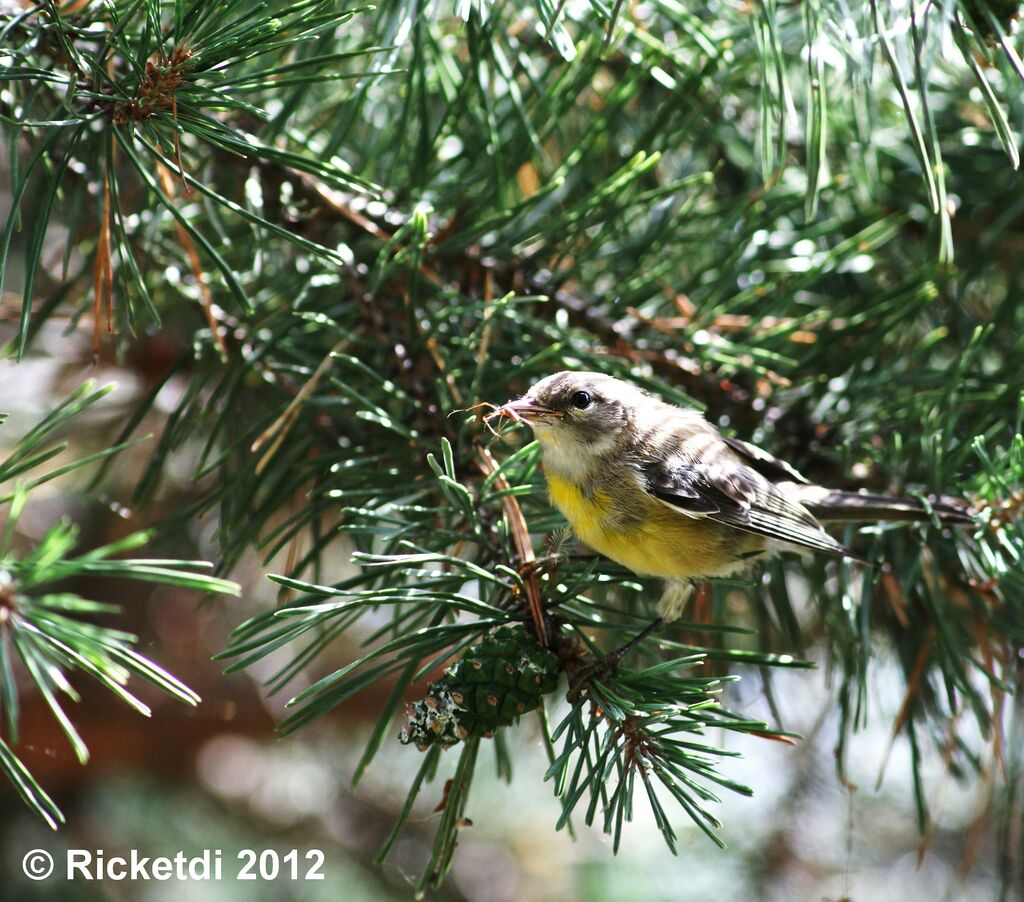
[495,371,973,620]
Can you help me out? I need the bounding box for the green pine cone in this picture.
[399,626,561,750]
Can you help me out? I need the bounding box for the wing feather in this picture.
[721,436,811,485]
[644,441,851,559]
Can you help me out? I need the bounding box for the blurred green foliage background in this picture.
[2,0,1024,897]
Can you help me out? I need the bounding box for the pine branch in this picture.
[1,0,388,356]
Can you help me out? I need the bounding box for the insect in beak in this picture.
[486,398,561,428]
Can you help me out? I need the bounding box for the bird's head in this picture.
[493,372,645,478]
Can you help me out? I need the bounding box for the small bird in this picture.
[494,371,972,620]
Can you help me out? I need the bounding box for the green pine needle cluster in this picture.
[0,382,239,828]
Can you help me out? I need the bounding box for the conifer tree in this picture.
[2,0,1023,893]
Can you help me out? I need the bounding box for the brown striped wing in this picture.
[642,437,852,559]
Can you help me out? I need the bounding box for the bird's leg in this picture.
[566,617,664,701]
[566,581,706,700]
[612,616,664,660]
[656,579,696,621]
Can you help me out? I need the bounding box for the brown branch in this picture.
[251,336,352,475]
[91,172,113,363]
[278,163,764,425]
[155,159,228,357]
[475,445,546,646]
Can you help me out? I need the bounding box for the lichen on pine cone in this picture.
[399,625,560,749]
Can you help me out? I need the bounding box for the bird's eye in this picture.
[570,390,593,410]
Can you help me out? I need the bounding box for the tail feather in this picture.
[794,487,974,526]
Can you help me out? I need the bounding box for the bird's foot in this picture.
[518,551,594,579]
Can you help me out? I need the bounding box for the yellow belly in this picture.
[546,474,757,579]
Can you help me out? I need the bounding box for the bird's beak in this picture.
[493,397,560,426]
